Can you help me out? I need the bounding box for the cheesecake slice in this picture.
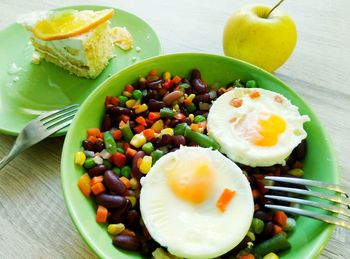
[21,9,116,79]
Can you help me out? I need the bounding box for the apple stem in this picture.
[266,0,285,18]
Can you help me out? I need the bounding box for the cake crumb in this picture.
[131,57,137,62]
[31,51,42,64]
[135,46,141,52]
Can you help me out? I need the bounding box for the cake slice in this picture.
[21,9,116,79]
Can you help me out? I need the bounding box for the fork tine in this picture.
[265,204,350,229]
[265,186,350,207]
[46,118,74,135]
[265,176,348,195]
[36,104,79,121]
[42,108,78,128]
[265,195,350,217]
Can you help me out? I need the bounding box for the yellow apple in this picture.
[223,5,297,72]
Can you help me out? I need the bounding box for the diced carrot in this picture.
[110,96,120,106]
[119,120,126,128]
[183,98,192,105]
[120,114,130,123]
[133,124,145,134]
[238,254,255,259]
[163,79,174,89]
[125,84,134,93]
[120,176,131,189]
[87,135,97,144]
[148,69,157,77]
[252,189,261,200]
[143,128,155,141]
[273,224,282,235]
[111,152,126,168]
[105,96,111,106]
[175,113,186,121]
[126,147,137,157]
[91,176,104,186]
[216,188,236,212]
[172,75,181,84]
[136,116,147,126]
[254,204,260,211]
[190,123,200,132]
[78,173,91,197]
[87,128,101,138]
[148,112,160,121]
[249,90,260,99]
[91,182,106,195]
[274,210,288,227]
[96,205,108,223]
[113,129,123,141]
[230,98,243,108]
[120,228,136,236]
[122,142,130,152]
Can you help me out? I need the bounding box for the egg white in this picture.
[207,88,310,167]
[140,146,254,259]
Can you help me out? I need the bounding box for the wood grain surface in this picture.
[0,0,349,258]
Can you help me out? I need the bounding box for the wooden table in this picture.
[0,0,349,258]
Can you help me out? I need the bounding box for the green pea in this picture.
[116,147,125,154]
[142,142,154,154]
[112,166,121,176]
[193,115,206,123]
[151,150,164,165]
[186,103,196,113]
[83,157,95,169]
[246,80,257,88]
[132,89,143,100]
[160,107,176,118]
[102,159,112,169]
[251,217,264,234]
[118,95,128,107]
[121,166,131,178]
[283,217,296,232]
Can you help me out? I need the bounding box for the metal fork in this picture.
[0,104,78,170]
[264,176,350,229]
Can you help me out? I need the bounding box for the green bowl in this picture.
[61,53,339,259]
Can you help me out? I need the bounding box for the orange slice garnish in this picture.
[32,9,114,41]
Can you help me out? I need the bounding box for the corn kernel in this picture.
[246,231,255,241]
[75,151,86,166]
[188,94,196,101]
[140,155,152,174]
[123,91,132,98]
[134,103,148,114]
[130,178,139,190]
[160,128,174,136]
[107,223,125,235]
[126,99,137,108]
[173,104,180,112]
[152,247,172,259]
[163,71,171,81]
[263,252,279,259]
[188,114,194,122]
[130,133,147,148]
[151,119,164,133]
[126,196,137,207]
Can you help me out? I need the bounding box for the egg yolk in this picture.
[167,163,214,204]
[253,113,286,146]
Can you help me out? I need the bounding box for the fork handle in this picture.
[0,143,27,170]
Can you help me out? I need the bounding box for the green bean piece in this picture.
[186,103,196,113]
[184,127,220,150]
[116,147,125,154]
[103,159,112,169]
[251,218,264,234]
[142,142,154,154]
[179,83,190,89]
[132,89,143,100]
[118,95,128,107]
[120,122,134,142]
[254,233,291,257]
[174,123,187,135]
[151,150,164,165]
[160,107,176,118]
[193,115,206,123]
[112,166,121,176]
[121,166,131,178]
[104,131,117,154]
[83,157,96,169]
[246,80,257,88]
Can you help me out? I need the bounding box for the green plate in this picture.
[61,53,338,259]
[0,5,162,136]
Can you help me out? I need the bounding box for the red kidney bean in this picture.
[158,134,172,146]
[169,119,180,128]
[262,221,274,238]
[94,140,105,152]
[113,234,141,251]
[132,151,145,180]
[107,106,135,117]
[96,194,126,209]
[143,90,158,102]
[90,164,108,177]
[191,69,201,79]
[104,170,127,195]
[127,210,140,228]
[291,139,307,160]
[147,79,163,89]
[140,239,159,256]
[172,135,186,147]
[147,99,166,111]
[102,113,112,131]
[191,78,208,93]
[254,210,273,221]
[193,93,210,104]
[163,90,184,105]
[82,140,94,151]
[109,199,131,223]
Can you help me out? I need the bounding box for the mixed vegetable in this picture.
[75,69,307,258]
